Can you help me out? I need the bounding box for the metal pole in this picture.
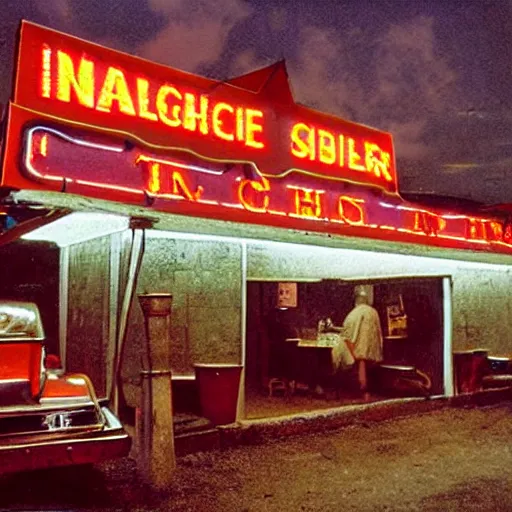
[110,217,152,414]
[443,276,454,397]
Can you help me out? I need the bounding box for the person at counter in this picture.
[342,285,383,399]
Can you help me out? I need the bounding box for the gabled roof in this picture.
[225,60,294,104]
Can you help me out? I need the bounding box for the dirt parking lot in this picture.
[1,402,511,511]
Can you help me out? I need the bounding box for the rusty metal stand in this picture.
[137,293,175,490]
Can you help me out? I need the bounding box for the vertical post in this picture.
[138,293,175,490]
[106,232,121,401]
[443,277,454,397]
[237,241,247,421]
[59,245,69,371]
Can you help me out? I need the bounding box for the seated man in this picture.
[341,285,383,399]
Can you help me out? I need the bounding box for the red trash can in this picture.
[194,364,243,425]
[453,349,488,394]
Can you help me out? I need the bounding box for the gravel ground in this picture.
[1,403,511,511]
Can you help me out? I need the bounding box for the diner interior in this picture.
[245,277,444,419]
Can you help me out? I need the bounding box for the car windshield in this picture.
[0,302,44,340]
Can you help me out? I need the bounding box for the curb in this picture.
[217,387,512,450]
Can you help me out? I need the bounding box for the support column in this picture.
[137,293,175,490]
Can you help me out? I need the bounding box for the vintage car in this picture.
[0,300,130,475]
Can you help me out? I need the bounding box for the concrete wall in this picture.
[247,241,512,356]
[62,227,512,406]
[66,236,111,396]
[121,235,242,404]
[451,267,512,354]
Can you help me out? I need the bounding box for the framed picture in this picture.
[386,294,407,337]
[277,282,297,308]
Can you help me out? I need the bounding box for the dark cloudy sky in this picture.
[1,0,512,204]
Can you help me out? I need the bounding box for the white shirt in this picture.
[342,303,383,362]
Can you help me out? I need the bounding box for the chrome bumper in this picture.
[0,407,131,475]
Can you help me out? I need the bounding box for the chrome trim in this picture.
[59,245,69,371]
[0,401,95,416]
[0,378,29,384]
[443,277,454,397]
[101,406,123,429]
[39,396,94,405]
[0,432,129,452]
[238,240,247,421]
[106,232,121,399]
[140,370,172,377]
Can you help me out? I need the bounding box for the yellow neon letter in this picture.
[156,85,182,127]
[318,129,336,165]
[288,186,324,218]
[236,108,245,141]
[172,171,203,201]
[147,163,161,193]
[136,78,158,122]
[183,93,209,134]
[41,45,52,99]
[348,138,366,172]
[338,195,365,225]
[245,109,265,149]
[96,66,136,116]
[212,102,235,141]
[338,135,345,166]
[290,123,315,160]
[364,142,392,182]
[56,50,94,108]
[238,177,270,213]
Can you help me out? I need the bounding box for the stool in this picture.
[268,378,289,397]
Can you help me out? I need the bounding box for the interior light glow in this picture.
[145,229,512,272]
[21,212,130,247]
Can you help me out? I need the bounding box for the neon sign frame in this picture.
[17,123,512,254]
[6,20,396,194]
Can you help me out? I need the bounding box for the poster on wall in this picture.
[386,294,408,338]
[277,282,297,308]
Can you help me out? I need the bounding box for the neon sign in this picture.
[16,124,512,253]
[2,21,511,255]
[6,21,396,194]
[41,47,266,150]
